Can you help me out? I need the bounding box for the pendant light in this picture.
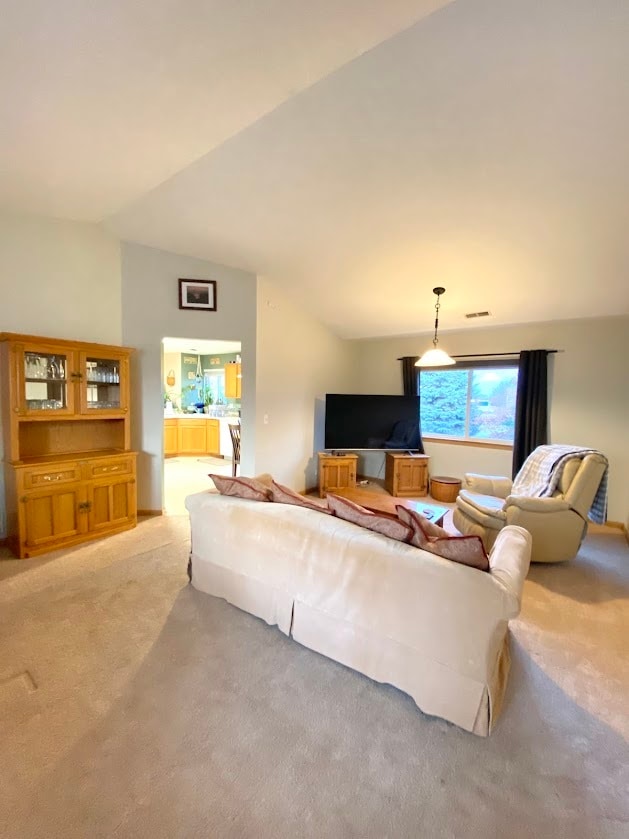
[415,287,455,367]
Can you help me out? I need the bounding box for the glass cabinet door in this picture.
[22,349,74,414]
[80,352,127,413]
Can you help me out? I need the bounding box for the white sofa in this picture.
[185,491,532,736]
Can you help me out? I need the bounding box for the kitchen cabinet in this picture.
[224,362,241,399]
[206,419,220,455]
[318,452,358,497]
[177,419,207,455]
[0,332,137,558]
[164,419,178,456]
[384,453,429,497]
[163,416,222,457]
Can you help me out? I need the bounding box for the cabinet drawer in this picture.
[23,464,81,489]
[86,456,134,479]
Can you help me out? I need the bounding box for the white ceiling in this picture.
[0,0,449,219]
[3,0,629,339]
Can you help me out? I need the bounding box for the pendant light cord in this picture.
[432,286,446,348]
[433,293,441,348]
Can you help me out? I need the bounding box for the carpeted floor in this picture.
[0,511,628,838]
[164,456,232,514]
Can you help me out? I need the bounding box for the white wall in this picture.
[0,211,121,343]
[255,276,356,491]
[120,242,257,512]
[350,315,629,524]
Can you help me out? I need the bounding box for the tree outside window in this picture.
[420,365,518,443]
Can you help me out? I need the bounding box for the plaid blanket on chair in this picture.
[511,444,609,524]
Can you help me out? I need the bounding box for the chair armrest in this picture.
[488,525,532,617]
[463,473,512,499]
[504,495,571,513]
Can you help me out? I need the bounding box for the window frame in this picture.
[419,358,519,448]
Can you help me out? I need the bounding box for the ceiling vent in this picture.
[464,311,491,319]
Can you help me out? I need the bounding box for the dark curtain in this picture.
[512,350,549,477]
[399,356,424,453]
[401,356,419,396]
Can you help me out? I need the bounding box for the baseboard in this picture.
[137,509,163,517]
[587,520,624,536]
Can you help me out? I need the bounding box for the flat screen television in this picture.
[324,394,423,452]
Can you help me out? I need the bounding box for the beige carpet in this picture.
[0,511,628,838]
[164,456,232,514]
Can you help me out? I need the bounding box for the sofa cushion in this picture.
[396,506,448,548]
[269,480,330,513]
[209,474,272,501]
[327,494,412,542]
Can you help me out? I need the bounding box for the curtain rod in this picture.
[397,350,559,360]
[451,350,559,358]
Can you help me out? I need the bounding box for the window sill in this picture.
[423,436,513,451]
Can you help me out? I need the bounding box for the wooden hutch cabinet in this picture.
[0,333,137,558]
[384,452,430,497]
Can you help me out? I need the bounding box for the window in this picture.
[203,370,225,405]
[420,363,518,443]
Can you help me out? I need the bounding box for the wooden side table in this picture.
[318,452,358,498]
[384,452,430,497]
[430,476,462,503]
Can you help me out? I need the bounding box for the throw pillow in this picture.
[395,506,489,571]
[269,480,330,513]
[327,494,412,543]
[396,506,449,548]
[209,474,272,501]
[253,473,274,488]
[424,535,489,572]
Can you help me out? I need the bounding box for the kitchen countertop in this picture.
[164,412,240,420]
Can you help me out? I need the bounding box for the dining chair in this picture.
[228,423,241,477]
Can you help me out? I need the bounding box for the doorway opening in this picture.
[162,336,242,515]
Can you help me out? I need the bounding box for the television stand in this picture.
[384,452,430,497]
[318,452,358,497]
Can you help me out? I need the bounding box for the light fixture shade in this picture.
[416,286,455,368]
[415,347,456,367]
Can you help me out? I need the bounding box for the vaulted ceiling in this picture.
[2,0,628,338]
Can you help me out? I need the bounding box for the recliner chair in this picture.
[452,450,608,563]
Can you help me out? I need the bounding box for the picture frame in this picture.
[178,279,217,311]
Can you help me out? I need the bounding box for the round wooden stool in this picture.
[430,476,462,503]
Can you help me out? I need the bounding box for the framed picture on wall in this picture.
[178,279,217,311]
